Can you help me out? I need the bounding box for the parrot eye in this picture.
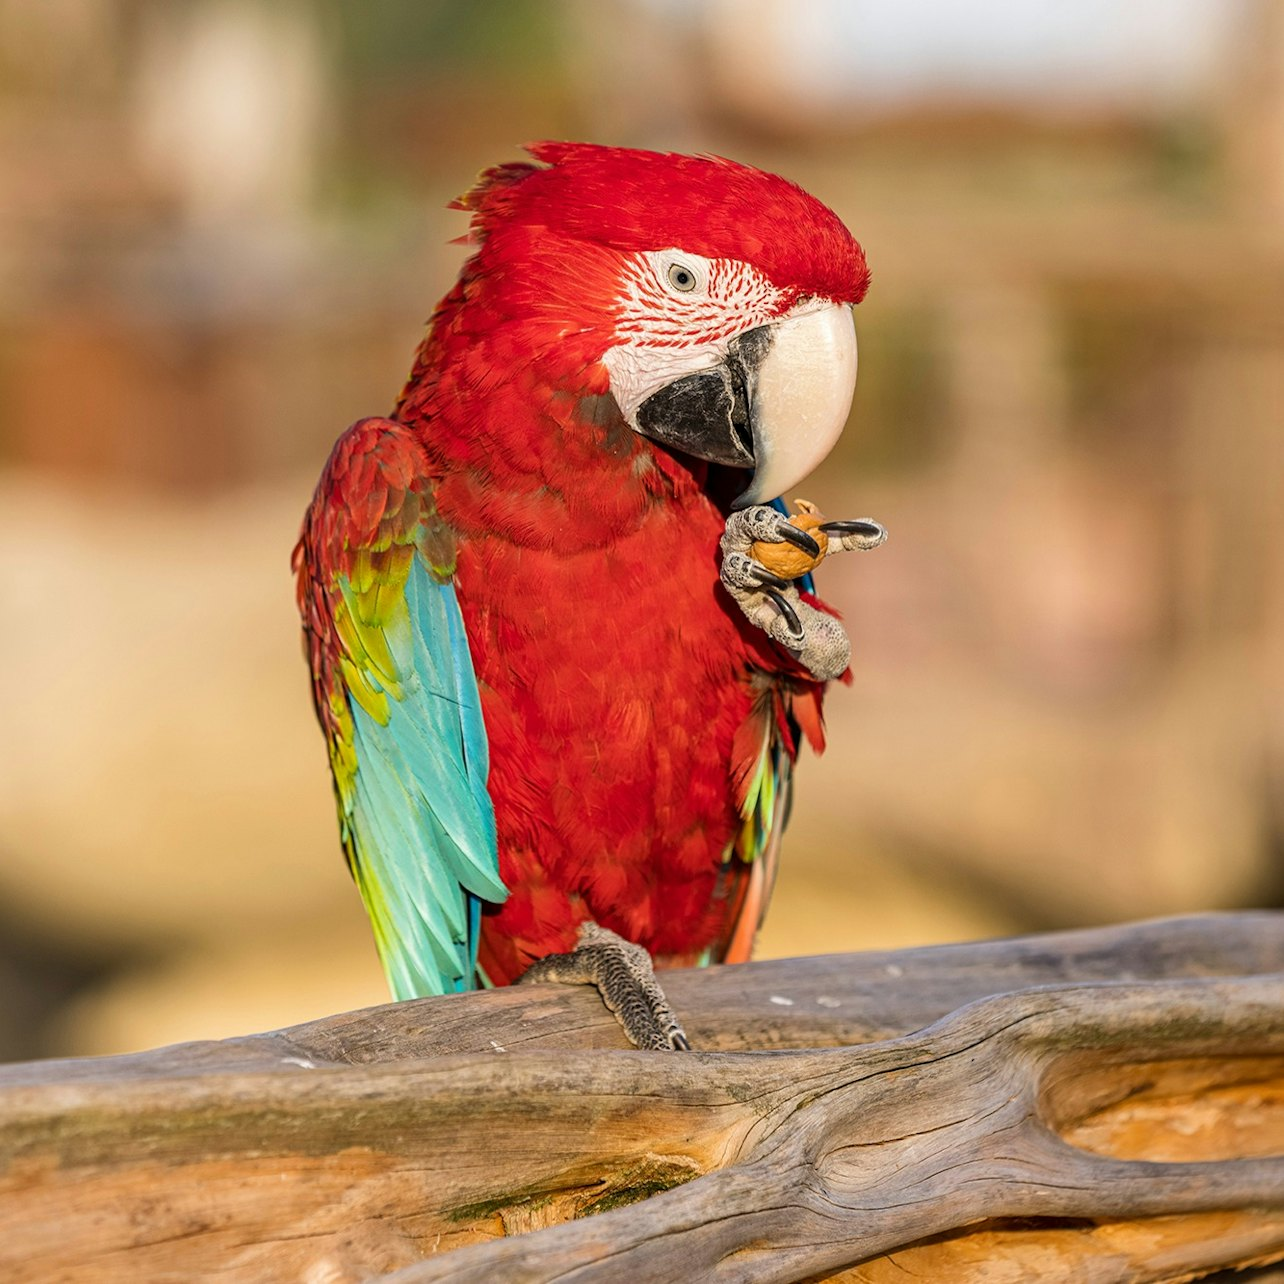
[666,262,698,292]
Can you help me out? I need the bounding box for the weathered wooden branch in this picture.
[1,913,1281,1282]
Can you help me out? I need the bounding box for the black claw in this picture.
[764,587,804,638]
[751,566,791,590]
[819,519,884,538]
[776,523,821,558]
[671,1032,692,1052]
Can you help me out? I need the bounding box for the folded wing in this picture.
[294,417,506,998]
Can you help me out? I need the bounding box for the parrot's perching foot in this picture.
[518,922,691,1051]
[719,503,886,682]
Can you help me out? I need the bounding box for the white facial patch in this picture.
[602,249,788,427]
[600,249,858,502]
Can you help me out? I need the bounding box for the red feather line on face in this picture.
[451,142,870,308]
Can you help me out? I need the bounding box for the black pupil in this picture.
[674,269,691,287]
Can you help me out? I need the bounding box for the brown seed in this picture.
[751,502,829,580]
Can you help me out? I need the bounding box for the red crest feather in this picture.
[451,141,869,305]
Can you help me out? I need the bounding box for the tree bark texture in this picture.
[0,913,1280,1282]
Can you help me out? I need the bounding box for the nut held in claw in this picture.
[752,499,829,580]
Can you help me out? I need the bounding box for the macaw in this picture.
[294,143,884,1049]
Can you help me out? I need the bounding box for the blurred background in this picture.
[0,0,1280,1060]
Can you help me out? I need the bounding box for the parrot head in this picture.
[451,141,870,506]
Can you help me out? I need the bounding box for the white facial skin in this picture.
[601,248,858,500]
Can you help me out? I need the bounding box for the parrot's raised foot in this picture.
[518,922,691,1051]
[719,504,886,682]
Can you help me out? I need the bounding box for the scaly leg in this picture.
[719,505,886,681]
[519,922,691,1051]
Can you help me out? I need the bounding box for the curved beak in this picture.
[633,302,857,506]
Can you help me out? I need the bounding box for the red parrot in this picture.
[294,143,883,1048]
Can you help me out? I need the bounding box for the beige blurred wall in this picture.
[0,0,1280,1059]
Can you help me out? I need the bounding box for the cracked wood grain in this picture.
[0,913,1280,1283]
[377,975,1284,1284]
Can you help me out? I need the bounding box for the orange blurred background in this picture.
[0,0,1280,1060]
